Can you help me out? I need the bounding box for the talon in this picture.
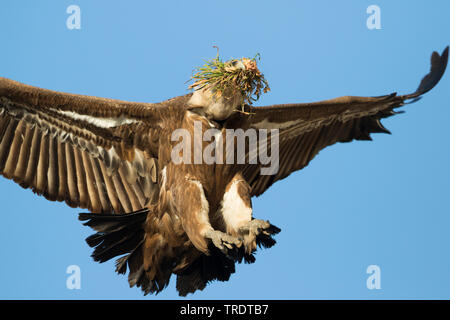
[237,219,280,254]
[205,230,242,254]
[224,242,233,250]
[239,219,272,236]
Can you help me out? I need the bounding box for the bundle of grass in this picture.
[189,49,270,113]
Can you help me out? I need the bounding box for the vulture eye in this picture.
[229,60,245,70]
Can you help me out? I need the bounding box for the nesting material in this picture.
[189,52,270,111]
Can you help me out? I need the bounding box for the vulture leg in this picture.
[171,177,242,255]
[220,173,280,254]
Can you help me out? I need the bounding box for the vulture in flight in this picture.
[0,47,447,296]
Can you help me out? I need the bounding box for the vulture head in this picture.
[188,55,270,120]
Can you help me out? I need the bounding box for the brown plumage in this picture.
[0,47,448,296]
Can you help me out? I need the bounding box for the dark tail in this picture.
[79,209,155,294]
[79,210,280,296]
[176,226,280,296]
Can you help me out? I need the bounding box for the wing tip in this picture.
[405,46,448,100]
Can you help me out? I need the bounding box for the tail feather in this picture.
[79,209,148,263]
[175,226,280,296]
[79,209,150,293]
[87,230,143,263]
[79,209,280,296]
[176,246,236,296]
[79,208,173,295]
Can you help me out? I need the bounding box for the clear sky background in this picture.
[0,1,449,299]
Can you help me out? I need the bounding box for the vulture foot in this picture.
[205,230,243,255]
[238,219,281,254]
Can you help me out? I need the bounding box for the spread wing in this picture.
[236,46,448,197]
[0,78,187,213]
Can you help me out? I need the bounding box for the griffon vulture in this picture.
[0,47,447,295]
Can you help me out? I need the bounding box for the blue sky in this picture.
[0,1,449,299]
